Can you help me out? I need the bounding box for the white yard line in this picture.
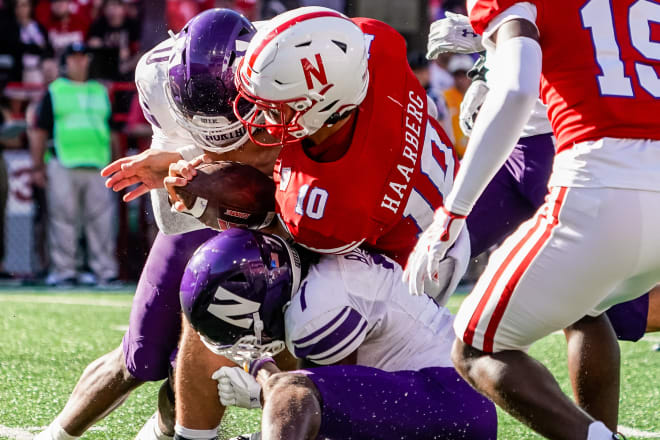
[641,333,660,343]
[618,426,660,438]
[0,295,131,308]
[0,425,107,439]
[0,425,33,440]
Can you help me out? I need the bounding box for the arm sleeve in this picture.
[285,278,368,366]
[287,305,368,365]
[35,91,54,135]
[150,188,207,235]
[445,35,542,216]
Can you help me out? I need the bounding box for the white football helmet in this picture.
[233,6,370,147]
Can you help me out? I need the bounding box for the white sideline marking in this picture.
[641,333,660,343]
[0,295,131,308]
[618,425,660,438]
[0,425,33,440]
[0,425,107,439]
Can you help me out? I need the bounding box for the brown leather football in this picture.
[174,161,276,231]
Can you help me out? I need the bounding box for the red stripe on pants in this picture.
[463,187,568,351]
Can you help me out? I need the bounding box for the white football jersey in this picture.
[135,38,202,158]
[135,38,207,234]
[284,250,456,371]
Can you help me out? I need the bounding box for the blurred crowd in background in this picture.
[0,0,477,285]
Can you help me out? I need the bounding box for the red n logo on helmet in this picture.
[301,54,327,90]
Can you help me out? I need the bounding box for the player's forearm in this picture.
[29,129,48,169]
[445,36,541,215]
[255,362,282,388]
[150,188,207,235]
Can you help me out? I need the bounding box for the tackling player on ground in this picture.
[179,228,497,439]
[405,1,660,439]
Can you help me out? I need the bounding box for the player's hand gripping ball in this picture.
[173,161,276,231]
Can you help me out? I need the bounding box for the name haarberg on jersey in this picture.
[380,90,425,214]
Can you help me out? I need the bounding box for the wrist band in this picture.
[246,357,275,377]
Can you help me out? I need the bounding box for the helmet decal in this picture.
[208,286,261,329]
[301,54,328,89]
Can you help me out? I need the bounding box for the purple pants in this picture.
[122,229,219,381]
[303,365,497,439]
[468,133,649,342]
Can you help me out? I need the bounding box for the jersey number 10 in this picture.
[581,0,660,98]
[295,184,329,220]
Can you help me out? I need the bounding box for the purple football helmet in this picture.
[166,9,256,152]
[180,229,301,362]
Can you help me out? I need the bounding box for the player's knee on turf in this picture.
[261,373,322,437]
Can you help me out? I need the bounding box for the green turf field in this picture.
[0,288,658,439]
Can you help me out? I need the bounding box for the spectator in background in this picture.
[0,1,23,87]
[30,42,119,287]
[26,56,58,275]
[261,0,299,19]
[408,50,453,142]
[166,0,214,32]
[36,0,90,57]
[0,94,27,278]
[300,0,345,13]
[443,54,472,157]
[11,0,53,84]
[429,52,454,99]
[87,0,140,79]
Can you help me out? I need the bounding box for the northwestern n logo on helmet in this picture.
[208,286,260,328]
[301,53,327,89]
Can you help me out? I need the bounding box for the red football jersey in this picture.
[470,0,660,152]
[273,18,458,266]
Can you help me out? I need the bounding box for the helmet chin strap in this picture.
[252,311,264,346]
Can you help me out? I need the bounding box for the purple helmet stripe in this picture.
[292,306,350,345]
[293,308,365,359]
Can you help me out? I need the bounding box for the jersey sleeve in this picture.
[469,0,538,39]
[285,280,368,365]
[135,42,202,157]
[136,41,207,235]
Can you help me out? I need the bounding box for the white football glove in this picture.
[459,79,489,136]
[403,207,467,296]
[427,12,485,59]
[425,226,471,306]
[212,366,262,409]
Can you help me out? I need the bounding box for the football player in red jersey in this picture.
[232,6,468,284]
[404,1,660,439]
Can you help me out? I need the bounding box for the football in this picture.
[174,161,276,231]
